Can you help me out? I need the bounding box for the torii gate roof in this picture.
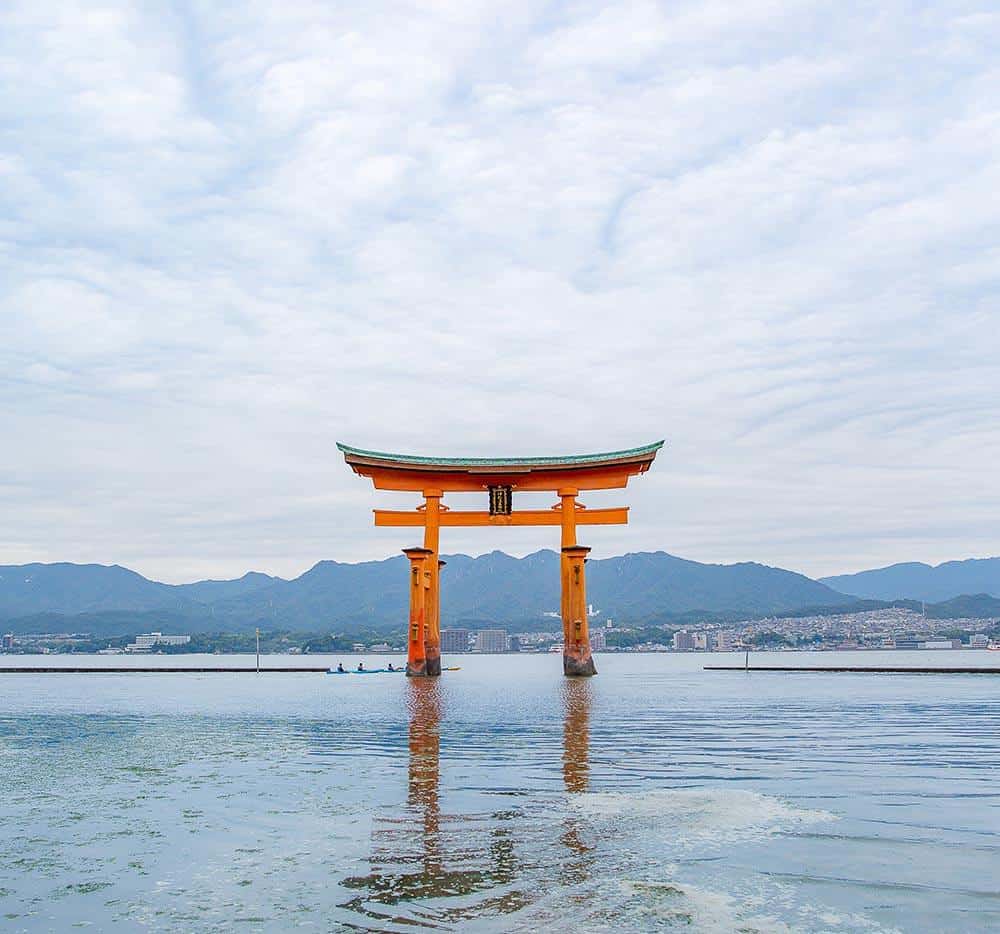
[337,440,663,492]
[336,440,663,470]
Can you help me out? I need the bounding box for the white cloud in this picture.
[1,0,998,583]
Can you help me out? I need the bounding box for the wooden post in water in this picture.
[559,487,577,669]
[403,547,432,676]
[559,488,595,677]
[562,545,596,677]
[422,491,443,677]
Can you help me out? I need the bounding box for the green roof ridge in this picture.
[336,440,664,468]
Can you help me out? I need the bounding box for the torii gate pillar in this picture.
[562,545,595,676]
[403,547,432,677]
[559,487,596,676]
[422,491,443,677]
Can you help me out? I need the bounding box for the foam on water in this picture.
[503,874,901,934]
[569,788,837,848]
[613,879,902,934]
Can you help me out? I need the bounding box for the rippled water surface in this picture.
[2,652,999,932]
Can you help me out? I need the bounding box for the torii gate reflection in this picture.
[560,679,596,887]
[340,680,595,925]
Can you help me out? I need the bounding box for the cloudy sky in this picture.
[2,1,998,584]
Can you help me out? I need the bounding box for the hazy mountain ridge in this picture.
[174,571,282,603]
[0,563,190,617]
[0,563,282,618]
[587,552,842,616]
[820,557,1000,602]
[4,553,998,637]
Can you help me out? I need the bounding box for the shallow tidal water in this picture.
[1,651,998,932]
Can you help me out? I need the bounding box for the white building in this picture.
[590,629,607,652]
[125,632,191,653]
[714,631,735,652]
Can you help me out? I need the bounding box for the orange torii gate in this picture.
[337,441,663,677]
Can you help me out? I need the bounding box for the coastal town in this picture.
[5,606,998,656]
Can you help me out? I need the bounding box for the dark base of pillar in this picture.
[563,654,597,677]
[406,661,428,677]
[425,653,441,677]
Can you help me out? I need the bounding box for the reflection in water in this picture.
[341,680,595,928]
[341,679,550,927]
[562,678,591,794]
[407,676,441,879]
[560,679,595,888]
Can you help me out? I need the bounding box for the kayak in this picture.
[326,668,404,675]
[326,667,461,674]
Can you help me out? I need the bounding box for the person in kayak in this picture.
[357,661,365,672]
[336,663,345,673]
[387,662,395,671]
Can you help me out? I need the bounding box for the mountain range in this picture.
[1,552,997,637]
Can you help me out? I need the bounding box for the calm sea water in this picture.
[1,651,998,932]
